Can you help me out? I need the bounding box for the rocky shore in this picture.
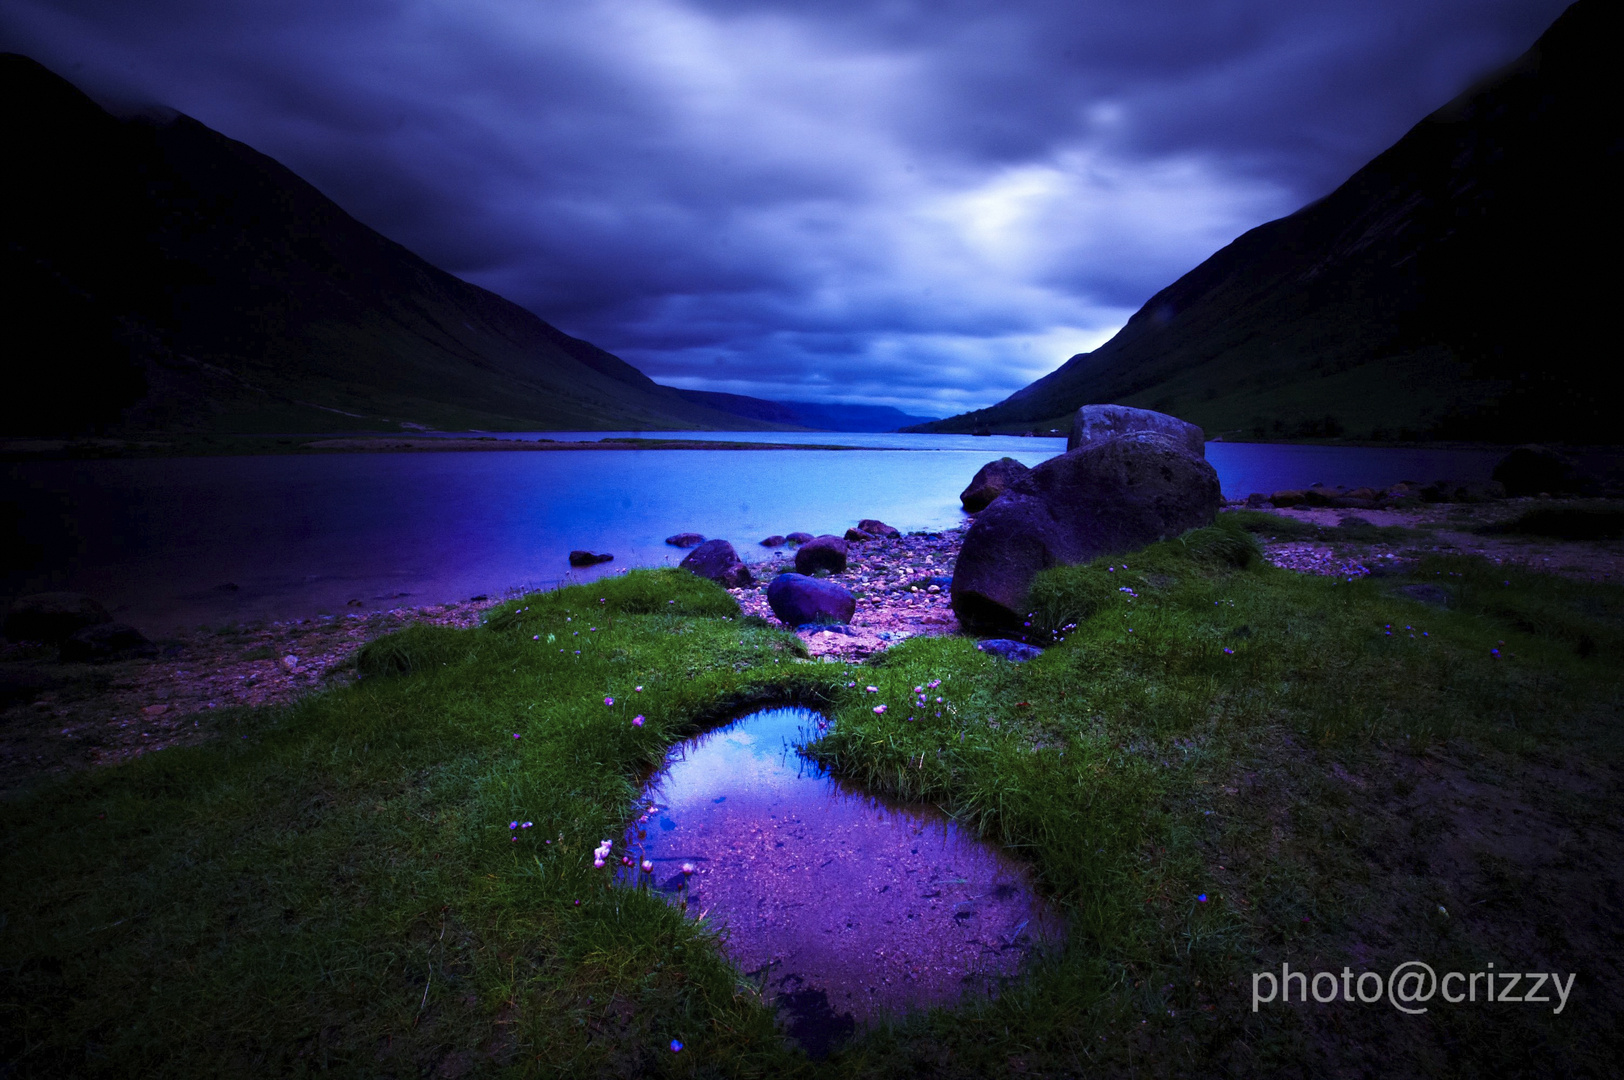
[4,490,1622,793]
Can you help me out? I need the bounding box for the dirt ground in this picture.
[3,498,1620,795]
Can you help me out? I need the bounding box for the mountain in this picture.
[918,0,1623,443]
[0,54,778,436]
[671,390,938,432]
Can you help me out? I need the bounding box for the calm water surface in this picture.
[3,435,1501,631]
[616,707,1060,1050]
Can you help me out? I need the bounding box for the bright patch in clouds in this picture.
[0,0,1570,415]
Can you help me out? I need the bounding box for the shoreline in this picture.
[8,432,1622,462]
[4,495,1621,793]
[0,435,876,459]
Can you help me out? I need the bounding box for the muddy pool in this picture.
[615,706,1062,1053]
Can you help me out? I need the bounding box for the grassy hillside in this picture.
[0,55,774,436]
[919,1,1623,442]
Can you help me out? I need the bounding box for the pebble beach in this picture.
[5,496,1622,791]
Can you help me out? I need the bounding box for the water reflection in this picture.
[619,707,1060,1051]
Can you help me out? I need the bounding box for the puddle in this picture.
[617,707,1061,1054]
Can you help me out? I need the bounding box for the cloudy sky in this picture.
[2,0,1571,416]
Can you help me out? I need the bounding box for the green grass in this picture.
[1226,508,1421,546]
[4,543,1622,1076]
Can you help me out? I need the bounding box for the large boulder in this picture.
[766,574,856,626]
[1067,404,1205,458]
[952,432,1221,630]
[960,457,1030,512]
[1493,445,1581,496]
[794,535,849,574]
[59,622,158,662]
[4,592,112,644]
[679,540,753,588]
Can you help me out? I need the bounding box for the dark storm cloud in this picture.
[2,0,1573,413]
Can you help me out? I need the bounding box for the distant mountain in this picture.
[917,0,1623,443]
[672,390,938,432]
[0,54,777,436]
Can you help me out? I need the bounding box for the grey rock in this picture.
[59,622,158,662]
[767,574,856,626]
[1395,583,1452,608]
[856,519,901,539]
[976,639,1043,663]
[568,550,614,566]
[4,592,112,644]
[664,533,705,548]
[952,431,1221,630]
[797,622,858,636]
[760,535,787,547]
[960,457,1031,512]
[785,532,814,545]
[1067,404,1205,458]
[844,527,876,542]
[679,539,753,588]
[1492,445,1581,496]
[1421,479,1506,504]
[794,534,849,574]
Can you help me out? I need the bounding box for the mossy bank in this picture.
[3,523,1622,1077]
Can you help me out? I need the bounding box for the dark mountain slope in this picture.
[0,54,768,435]
[920,0,1623,442]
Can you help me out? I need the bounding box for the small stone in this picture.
[59,622,158,662]
[794,535,849,574]
[679,540,753,588]
[976,639,1043,663]
[665,533,706,548]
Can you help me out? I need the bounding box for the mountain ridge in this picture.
[671,390,938,432]
[916,0,1623,443]
[0,54,783,436]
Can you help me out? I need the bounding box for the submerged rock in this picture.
[785,532,814,545]
[665,533,705,548]
[680,539,752,587]
[767,574,856,626]
[794,535,849,575]
[568,550,614,566]
[760,535,787,547]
